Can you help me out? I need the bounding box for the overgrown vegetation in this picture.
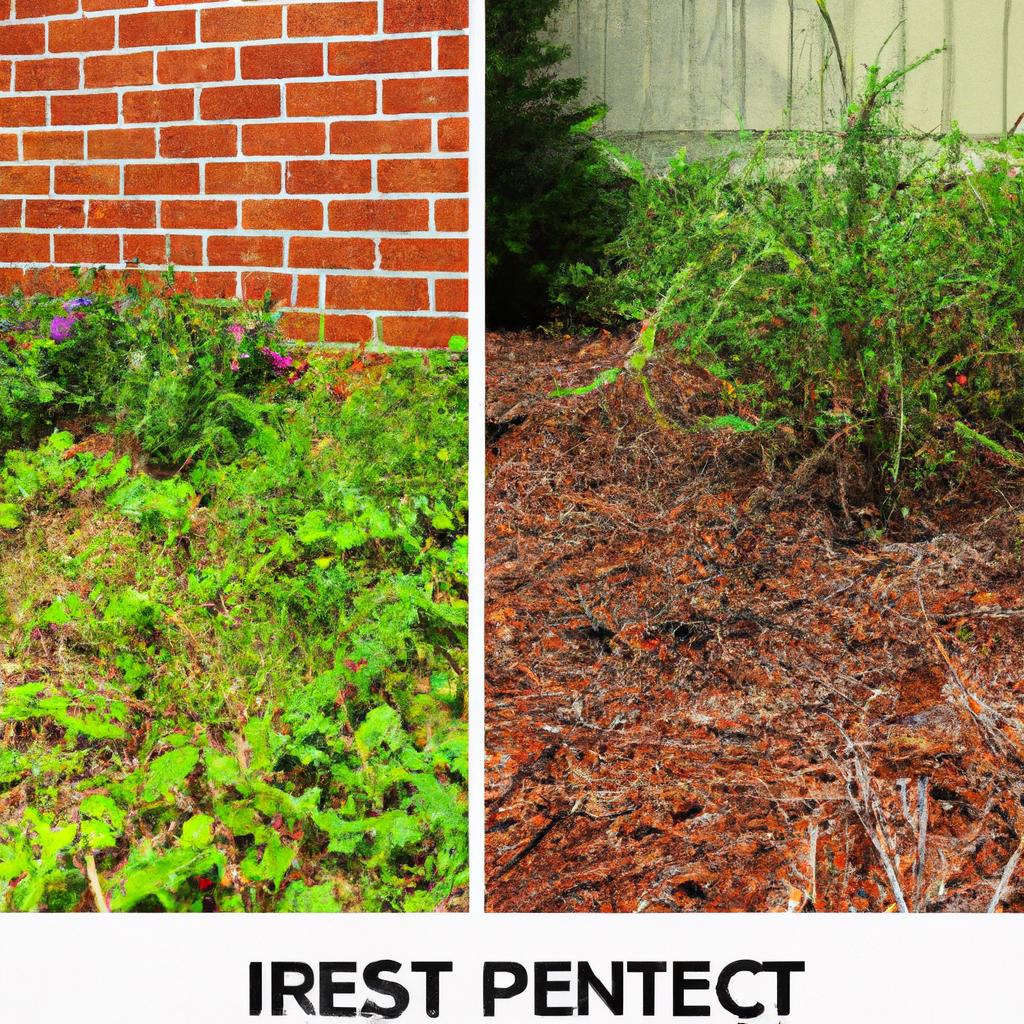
[0,278,468,912]
[485,0,630,325]
[568,53,1024,518]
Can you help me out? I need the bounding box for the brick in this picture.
[326,275,428,311]
[438,116,469,152]
[124,232,202,266]
[161,123,236,158]
[438,34,468,70]
[208,234,283,268]
[49,17,116,53]
[16,58,80,92]
[206,161,280,194]
[200,84,280,121]
[120,9,196,48]
[85,52,152,89]
[286,2,376,38]
[177,271,239,299]
[0,62,11,91]
[25,199,84,228]
[52,92,118,125]
[240,43,322,80]
[330,119,431,155]
[434,277,467,312]
[380,237,467,272]
[286,81,375,118]
[201,4,282,42]
[23,130,84,161]
[243,122,325,156]
[0,136,15,163]
[125,162,199,194]
[383,76,467,115]
[158,47,235,85]
[0,200,21,228]
[327,38,430,76]
[242,199,322,230]
[379,315,467,349]
[383,0,467,33]
[285,159,370,194]
[0,97,46,126]
[434,198,467,232]
[54,164,120,194]
[15,0,76,17]
[22,266,76,292]
[0,232,49,263]
[123,88,192,123]
[88,127,155,159]
[0,166,48,195]
[378,157,467,194]
[240,270,293,303]
[161,199,236,229]
[328,198,427,232]
[53,233,120,264]
[88,199,156,228]
[294,273,319,306]
[281,312,372,344]
[288,235,373,269]
[3,24,46,55]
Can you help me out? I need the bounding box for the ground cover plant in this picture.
[0,277,468,912]
[486,28,1024,912]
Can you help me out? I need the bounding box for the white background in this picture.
[3,2,1024,1020]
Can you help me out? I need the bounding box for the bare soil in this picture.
[485,328,1024,913]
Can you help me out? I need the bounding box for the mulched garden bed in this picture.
[485,328,1024,913]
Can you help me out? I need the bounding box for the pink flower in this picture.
[227,322,244,342]
[1010,166,1021,179]
[49,316,74,341]
[230,358,240,372]
[260,346,294,375]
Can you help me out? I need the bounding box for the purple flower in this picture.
[49,316,74,341]
[63,297,93,312]
[260,346,294,376]
[227,322,244,343]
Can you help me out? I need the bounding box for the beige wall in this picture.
[553,0,1024,160]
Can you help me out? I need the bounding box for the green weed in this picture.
[0,284,467,912]
[570,58,1024,515]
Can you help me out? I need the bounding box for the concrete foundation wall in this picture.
[553,0,1024,164]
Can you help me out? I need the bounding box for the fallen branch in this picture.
[85,855,108,913]
[987,836,1024,913]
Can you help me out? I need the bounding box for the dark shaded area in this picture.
[485,0,628,327]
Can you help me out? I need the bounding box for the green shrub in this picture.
[577,61,1024,513]
[486,0,631,325]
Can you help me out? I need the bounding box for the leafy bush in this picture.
[0,273,284,462]
[576,60,1024,513]
[0,284,468,912]
[486,0,631,325]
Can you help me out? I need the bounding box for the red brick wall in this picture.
[0,0,469,348]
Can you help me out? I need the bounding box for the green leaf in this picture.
[0,503,20,529]
[141,746,200,802]
[181,814,214,849]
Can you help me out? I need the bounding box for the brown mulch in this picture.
[485,328,1024,914]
